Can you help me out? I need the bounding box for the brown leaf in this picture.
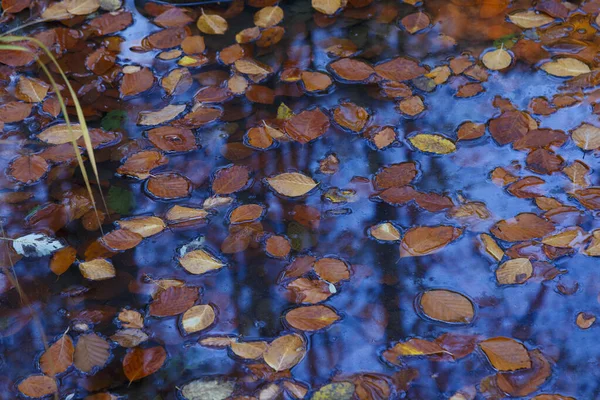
[74,333,111,373]
[301,71,333,92]
[329,58,374,82]
[418,289,474,324]
[400,226,462,257]
[40,334,74,376]
[117,216,166,238]
[479,337,531,371]
[123,346,167,382]
[146,173,192,200]
[146,126,197,152]
[496,349,551,396]
[50,246,76,275]
[8,155,49,184]
[111,329,149,348]
[212,165,250,194]
[313,257,350,283]
[526,148,564,175]
[120,66,154,97]
[88,11,133,36]
[149,286,199,317]
[513,129,567,150]
[79,258,116,280]
[18,375,57,398]
[179,248,225,275]
[496,258,533,284]
[15,76,49,103]
[573,187,600,210]
[491,213,555,242]
[374,57,427,82]
[265,235,291,258]
[230,341,267,359]
[332,101,370,132]
[263,334,306,371]
[284,108,330,143]
[285,304,341,331]
[457,122,485,141]
[488,110,531,145]
[230,204,264,224]
[117,150,168,179]
[400,12,430,34]
[287,277,332,303]
[101,229,143,251]
[266,172,318,197]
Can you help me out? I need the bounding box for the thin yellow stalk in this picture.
[0,39,107,232]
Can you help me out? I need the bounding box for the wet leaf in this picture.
[312,0,341,15]
[123,346,167,382]
[180,379,235,400]
[8,155,49,184]
[313,257,350,283]
[287,277,333,303]
[418,289,475,324]
[409,134,456,154]
[284,108,330,143]
[311,382,355,400]
[400,226,462,257]
[480,234,505,261]
[374,57,427,82]
[117,216,165,238]
[111,329,149,348]
[285,304,341,331]
[179,249,225,275]
[137,104,186,126]
[541,58,591,77]
[266,172,318,197]
[181,304,216,334]
[576,312,595,329]
[101,229,143,251]
[74,333,111,373]
[118,309,144,329]
[264,334,306,371]
[150,286,199,317]
[146,173,192,200]
[79,259,116,280]
[508,10,554,28]
[212,165,250,194]
[18,375,57,398]
[400,12,430,34]
[230,340,267,359]
[15,76,49,103]
[496,258,533,285]
[13,233,63,257]
[254,6,284,28]
[40,334,74,376]
[333,101,369,132]
[329,58,374,82]
[479,337,531,371]
[197,12,228,35]
[571,123,600,150]
[374,162,418,190]
[65,0,100,15]
[491,213,555,242]
[385,338,448,360]
[482,48,512,70]
[50,246,77,275]
[369,222,401,241]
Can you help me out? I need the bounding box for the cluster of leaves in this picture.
[0,0,599,398]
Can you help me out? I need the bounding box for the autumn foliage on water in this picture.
[0,0,600,398]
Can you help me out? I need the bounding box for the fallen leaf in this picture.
[285,304,341,331]
[284,108,330,143]
[40,334,74,376]
[79,259,116,280]
[123,346,167,382]
[400,226,462,257]
[212,165,250,194]
[74,333,111,373]
[150,286,199,317]
[266,172,318,197]
[496,258,533,284]
[369,222,401,241]
[491,213,555,242]
[418,289,475,324]
[571,123,600,150]
[541,58,591,77]
[312,0,341,15]
[254,5,284,28]
[197,12,228,34]
[179,249,225,275]
[181,304,216,334]
[17,375,57,398]
[479,337,531,371]
[508,10,555,28]
[482,48,512,70]
[263,334,306,371]
[409,134,456,154]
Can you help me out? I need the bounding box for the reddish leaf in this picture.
[123,346,167,382]
[491,213,555,242]
[149,286,199,317]
[212,165,250,194]
[374,57,427,82]
[284,108,330,144]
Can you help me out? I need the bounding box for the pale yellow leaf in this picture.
[197,12,228,35]
[508,10,554,28]
[571,123,600,150]
[179,249,225,275]
[409,134,456,154]
[38,124,84,144]
[181,305,216,334]
[496,258,533,285]
[79,259,115,281]
[540,58,591,77]
[482,48,512,70]
[266,172,318,197]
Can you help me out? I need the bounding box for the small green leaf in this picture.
[277,103,294,120]
[493,33,519,49]
[311,382,355,400]
[101,110,128,131]
[108,186,135,215]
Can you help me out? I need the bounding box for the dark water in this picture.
[0,0,600,399]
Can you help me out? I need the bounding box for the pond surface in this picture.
[0,0,599,399]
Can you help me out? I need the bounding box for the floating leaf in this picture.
[409,134,456,154]
[508,10,555,28]
[212,165,250,194]
[479,337,531,371]
[312,0,341,15]
[13,233,63,257]
[571,123,600,150]
[137,104,186,126]
[181,304,216,334]
[264,334,306,371]
[313,257,350,283]
[111,329,149,348]
[254,6,284,28]
[180,379,235,400]
[18,375,57,398]
[179,249,225,275]
[284,108,330,143]
[150,286,199,317]
[496,258,533,284]
[266,172,318,197]
[40,334,74,376]
[540,58,591,77]
[117,216,166,238]
[418,289,475,324]
[369,222,401,241]
[79,259,116,281]
[8,155,49,184]
[400,226,462,257]
[482,48,512,70]
[491,213,555,242]
[230,341,267,359]
[285,304,340,331]
[123,346,167,382]
[197,12,228,35]
[74,333,111,373]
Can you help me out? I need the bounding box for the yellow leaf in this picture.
[312,0,341,15]
[266,172,318,197]
[496,258,533,285]
[369,222,401,241]
[540,58,591,77]
[409,133,456,154]
[482,48,512,70]
[65,0,100,15]
[571,123,600,150]
[254,6,284,28]
[197,12,228,35]
[508,10,554,28]
[38,124,84,144]
[181,305,216,334]
[179,249,225,275]
[79,259,115,281]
